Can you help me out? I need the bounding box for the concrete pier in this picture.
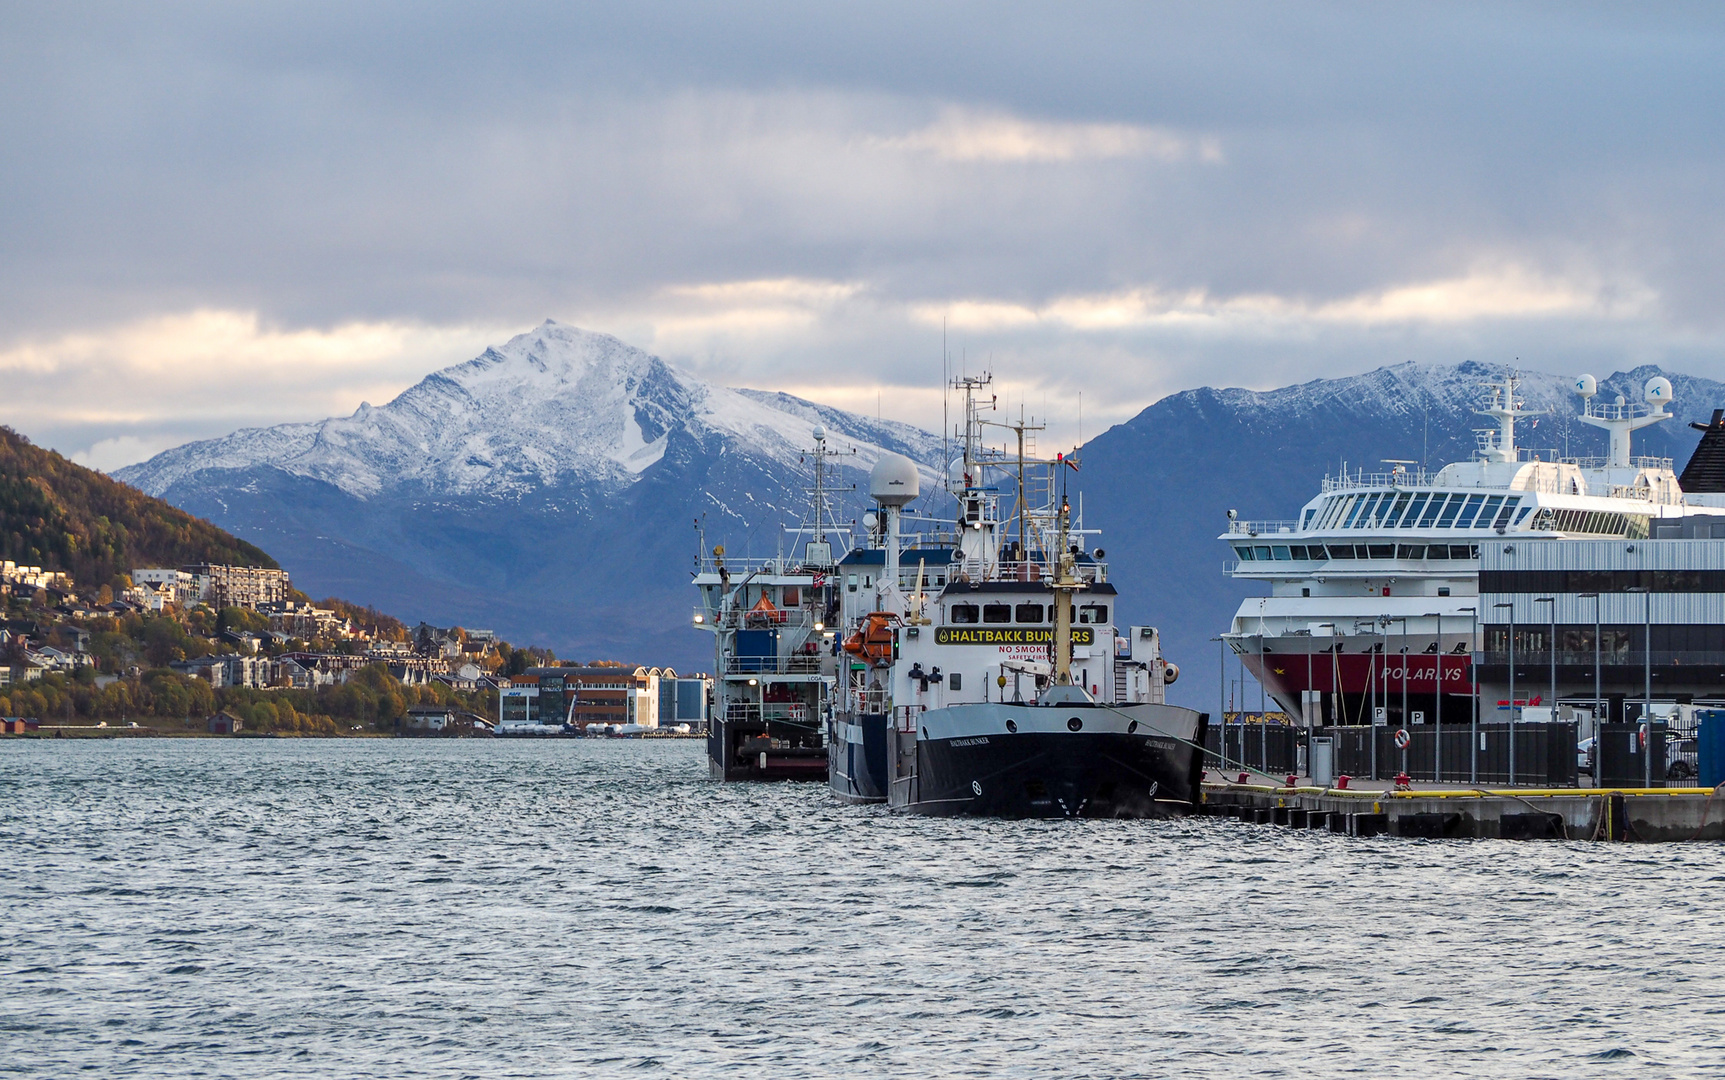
[1202,777,1725,841]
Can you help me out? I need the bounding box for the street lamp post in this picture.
[1390,615,1409,777]
[1495,600,1516,784]
[1465,605,1478,784]
[1535,595,1556,721]
[1580,591,1601,743]
[1425,611,1443,781]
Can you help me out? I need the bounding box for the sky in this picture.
[4,2,1725,469]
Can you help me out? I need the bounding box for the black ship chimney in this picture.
[1678,408,1725,493]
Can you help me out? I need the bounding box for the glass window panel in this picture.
[1477,495,1503,529]
[983,604,1011,623]
[1383,492,1413,526]
[1494,497,1519,527]
[1272,545,1291,560]
[1400,493,1430,528]
[1436,496,1464,527]
[1014,603,1044,623]
[1455,494,1486,528]
[1419,494,1448,527]
[1235,545,1253,560]
[1254,546,1272,560]
[1343,495,1373,528]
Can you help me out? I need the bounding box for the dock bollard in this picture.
[1236,772,1250,784]
[1336,775,1351,790]
[1286,774,1298,789]
[1394,772,1411,790]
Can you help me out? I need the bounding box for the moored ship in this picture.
[1221,372,1725,728]
[829,377,1207,817]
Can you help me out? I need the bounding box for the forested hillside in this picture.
[0,426,276,588]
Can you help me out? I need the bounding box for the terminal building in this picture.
[1477,528,1725,726]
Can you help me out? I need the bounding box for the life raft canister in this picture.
[843,612,897,666]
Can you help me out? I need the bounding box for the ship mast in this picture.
[1050,494,1082,685]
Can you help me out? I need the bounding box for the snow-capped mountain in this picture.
[123,321,936,502]
[117,322,943,666]
[116,331,1725,695]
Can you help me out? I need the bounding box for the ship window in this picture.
[1272,545,1290,560]
[1397,544,1425,559]
[1343,494,1373,529]
[1493,497,1518,527]
[1079,604,1109,624]
[1327,544,1355,559]
[783,587,800,607]
[847,574,858,592]
[1477,495,1504,529]
[1436,496,1464,527]
[1383,492,1413,527]
[1253,546,1271,560]
[1301,508,1317,529]
[1453,494,1486,528]
[1513,505,1533,525]
[1317,496,1346,529]
[1427,545,1449,560]
[1015,603,1044,623]
[951,604,979,624]
[1438,587,1451,596]
[1400,493,1430,528]
[1418,494,1448,527]
[949,673,962,691]
[1367,544,1395,559]
[1290,545,1309,560]
[983,604,1011,623]
[1235,545,1254,561]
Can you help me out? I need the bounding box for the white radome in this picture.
[1573,373,1597,398]
[1646,376,1673,407]
[869,453,921,507]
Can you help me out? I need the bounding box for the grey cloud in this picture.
[4,2,1725,461]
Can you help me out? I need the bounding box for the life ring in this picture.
[843,612,897,666]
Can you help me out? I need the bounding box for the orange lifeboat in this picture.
[843,613,897,666]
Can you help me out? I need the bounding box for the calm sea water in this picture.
[3,738,1724,1078]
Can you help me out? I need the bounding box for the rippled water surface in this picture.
[4,739,1725,1078]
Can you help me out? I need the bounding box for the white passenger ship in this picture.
[1221,372,1725,727]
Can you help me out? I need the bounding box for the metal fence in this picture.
[1207,721,1583,787]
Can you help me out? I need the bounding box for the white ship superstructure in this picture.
[1222,372,1725,728]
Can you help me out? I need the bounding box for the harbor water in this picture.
[4,738,1724,1077]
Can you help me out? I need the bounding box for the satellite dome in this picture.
[1646,376,1673,407]
[1573,374,1597,398]
[869,453,920,507]
[811,425,826,442]
[947,457,968,488]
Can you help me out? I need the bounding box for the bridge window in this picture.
[983,604,1011,624]
[1015,603,1045,623]
[1079,604,1109,624]
[950,604,979,624]
[1418,494,1448,527]
[1399,493,1430,528]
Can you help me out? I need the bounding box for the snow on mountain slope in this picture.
[118,321,941,499]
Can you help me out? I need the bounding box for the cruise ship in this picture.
[1221,372,1725,728]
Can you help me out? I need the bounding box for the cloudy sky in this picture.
[4,2,1725,469]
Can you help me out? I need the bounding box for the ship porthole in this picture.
[971,780,982,796]
[1127,720,1139,734]
[1005,719,1018,734]
[1067,717,1083,732]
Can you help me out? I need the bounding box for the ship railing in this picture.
[1564,455,1675,471]
[849,688,891,715]
[1321,469,1434,492]
[723,653,825,676]
[724,702,815,726]
[696,556,826,578]
[1225,520,1299,536]
[710,607,823,630]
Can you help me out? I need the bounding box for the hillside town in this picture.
[0,558,706,736]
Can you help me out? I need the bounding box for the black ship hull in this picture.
[887,702,1208,818]
[827,713,889,803]
[707,716,828,782]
